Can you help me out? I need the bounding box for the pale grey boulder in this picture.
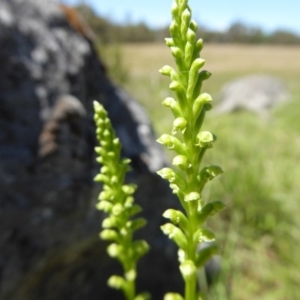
[215,75,289,117]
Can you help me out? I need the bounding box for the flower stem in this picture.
[158,1,225,299]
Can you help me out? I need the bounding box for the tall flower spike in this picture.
[157,1,225,299]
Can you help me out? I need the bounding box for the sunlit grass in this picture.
[102,43,300,299]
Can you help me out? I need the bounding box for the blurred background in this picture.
[58,0,300,299]
[1,0,299,299]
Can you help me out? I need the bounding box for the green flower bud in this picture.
[170,47,182,60]
[184,42,194,68]
[111,175,118,184]
[107,275,126,290]
[112,138,121,152]
[192,39,204,63]
[184,191,201,202]
[125,269,137,281]
[161,223,188,250]
[170,81,184,92]
[101,166,109,174]
[122,184,137,195]
[179,260,197,281]
[189,20,198,32]
[165,37,175,47]
[195,38,204,53]
[186,28,196,43]
[163,209,188,232]
[132,240,150,259]
[157,134,186,154]
[100,229,119,241]
[169,81,186,105]
[191,58,205,72]
[162,66,179,80]
[94,146,104,155]
[172,117,187,135]
[182,7,191,20]
[190,71,212,108]
[99,190,114,201]
[170,46,184,68]
[124,196,134,207]
[103,129,111,138]
[107,243,122,258]
[96,127,102,136]
[181,8,191,37]
[162,97,182,118]
[122,158,131,165]
[172,155,191,170]
[102,216,117,228]
[96,118,104,127]
[93,101,106,115]
[157,167,176,180]
[162,97,176,108]
[157,168,186,191]
[195,131,216,148]
[95,200,113,212]
[95,156,103,164]
[179,0,188,8]
[170,20,180,37]
[94,174,108,183]
[192,93,213,118]
[164,293,184,300]
[120,227,129,237]
[107,151,116,158]
[169,183,180,194]
[100,140,108,147]
[187,58,206,99]
[159,65,174,77]
[112,203,123,216]
[94,115,100,123]
[171,1,179,18]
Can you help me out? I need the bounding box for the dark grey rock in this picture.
[0,0,182,299]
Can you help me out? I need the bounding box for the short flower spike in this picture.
[93,101,150,300]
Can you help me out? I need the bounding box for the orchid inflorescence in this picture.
[156,0,225,299]
[93,101,149,300]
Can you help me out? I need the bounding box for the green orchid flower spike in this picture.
[157,1,225,299]
[93,101,150,300]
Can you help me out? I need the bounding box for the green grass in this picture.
[103,43,300,299]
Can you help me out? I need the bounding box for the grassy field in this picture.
[104,43,300,299]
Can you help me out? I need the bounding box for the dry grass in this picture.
[117,43,300,105]
[121,43,300,76]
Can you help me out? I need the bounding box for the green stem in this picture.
[125,278,135,300]
[185,273,197,300]
[184,201,199,300]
